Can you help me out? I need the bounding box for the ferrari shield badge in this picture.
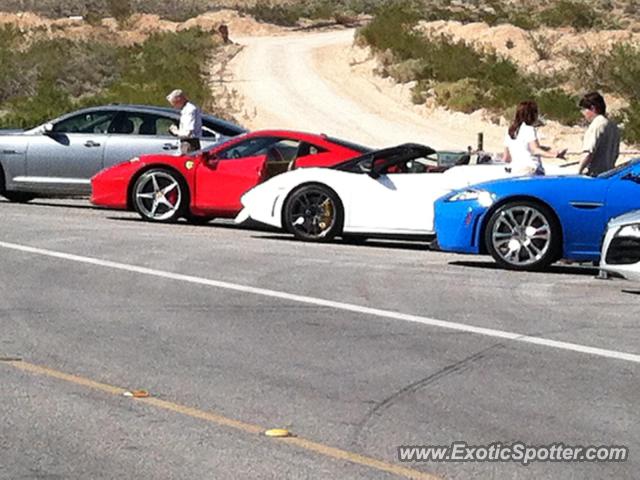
[185,160,195,170]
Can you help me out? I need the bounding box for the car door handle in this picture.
[163,143,179,150]
[569,201,603,209]
[84,140,101,147]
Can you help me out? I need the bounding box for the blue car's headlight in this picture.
[447,189,495,207]
[616,224,640,238]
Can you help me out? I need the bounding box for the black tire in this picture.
[484,200,560,271]
[131,168,187,223]
[2,191,36,203]
[185,214,215,225]
[342,235,368,245]
[283,184,343,242]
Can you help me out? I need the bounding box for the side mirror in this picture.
[42,123,54,134]
[358,158,380,179]
[368,168,381,179]
[204,152,219,168]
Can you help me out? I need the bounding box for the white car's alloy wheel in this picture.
[285,185,342,242]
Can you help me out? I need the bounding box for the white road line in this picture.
[1,240,639,365]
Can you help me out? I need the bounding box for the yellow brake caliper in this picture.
[318,198,333,231]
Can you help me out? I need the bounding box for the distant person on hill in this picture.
[166,89,203,155]
[218,24,231,44]
[578,92,620,176]
[503,100,567,176]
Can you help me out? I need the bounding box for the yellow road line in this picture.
[5,360,441,480]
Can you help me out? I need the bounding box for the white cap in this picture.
[166,89,185,102]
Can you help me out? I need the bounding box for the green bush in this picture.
[244,0,379,27]
[245,1,305,26]
[387,59,426,83]
[563,46,612,92]
[535,89,581,125]
[434,79,486,113]
[415,0,541,29]
[0,28,217,129]
[410,80,429,104]
[607,43,640,99]
[106,29,216,108]
[564,42,640,99]
[358,1,424,59]
[107,0,133,26]
[1,80,74,128]
[527,31,556,61]
[537,0,600,31]
[358,1,591,124]
[360,2,531,102]
[620,101,640,145]
[0,27,20,103]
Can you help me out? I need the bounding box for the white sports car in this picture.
[237,143,522,242]
[600,210,640,282]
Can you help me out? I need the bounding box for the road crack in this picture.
[350,342,505,448]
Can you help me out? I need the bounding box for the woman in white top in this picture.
[503,100,566,175]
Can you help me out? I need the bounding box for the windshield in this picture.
[598,158,640,179]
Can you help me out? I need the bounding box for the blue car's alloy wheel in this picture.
[485,201,560,271]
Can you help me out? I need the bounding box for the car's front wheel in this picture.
[132,169,187,222]
[484,200,560,271]
[283,184,343,242]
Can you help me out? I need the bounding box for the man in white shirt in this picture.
[166,89,203,154]
[578,92,620,176]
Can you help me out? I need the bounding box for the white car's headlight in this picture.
[616,224,640,238]
[447,189,495,207]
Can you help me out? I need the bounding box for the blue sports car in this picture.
[434,158,640,270]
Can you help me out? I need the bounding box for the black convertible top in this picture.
[332,143,436,173]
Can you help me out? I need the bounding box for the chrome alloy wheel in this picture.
[288,190,337,239]
[134,171,182,221]
[491,205,552,267]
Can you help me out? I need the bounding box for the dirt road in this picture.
[230,28,506,151]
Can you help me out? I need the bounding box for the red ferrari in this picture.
[91,130,370,223]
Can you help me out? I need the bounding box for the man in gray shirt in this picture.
[166,89,203,155]
[578,92,620,176]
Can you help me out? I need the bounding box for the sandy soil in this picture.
[228,28,595,166]
[231,29,499,150]
[0,10,282,45]
[417,20,640,75]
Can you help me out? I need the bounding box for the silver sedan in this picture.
[0,104,246,201]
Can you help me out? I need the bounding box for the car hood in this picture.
[137,152,188,165]
[608,209,640,228]
[469,174,595,192]
[0,129,25,134]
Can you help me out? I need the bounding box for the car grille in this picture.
[605,237,640,265]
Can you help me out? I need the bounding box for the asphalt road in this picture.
[1,198,639,480]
